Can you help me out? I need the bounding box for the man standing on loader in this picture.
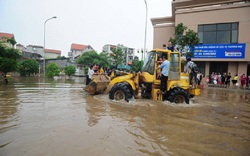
[184,57,198,88]
[157,55,170,94]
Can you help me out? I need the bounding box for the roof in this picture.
[71,43,88,51]
[0,32,14,39]
[16,43,23,46]
[110,45,116,48]
[44,49,61,54]
[27,45,44,48]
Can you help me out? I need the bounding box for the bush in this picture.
[64,65,76,77]
[46,63,60,78]
[18,59,39,76]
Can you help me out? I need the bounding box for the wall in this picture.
[153,24,175,49]
[46,59,73,70]
[46,52,60,59]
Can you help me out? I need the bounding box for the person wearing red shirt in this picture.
[240,73,247,89]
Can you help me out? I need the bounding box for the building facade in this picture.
[117,44,135,66]
[151,0,250,77]
[102,44,117,66]
[24,45,44,58]
[44,49,61,58]
[24,45,61,59]
[103,44,135,66]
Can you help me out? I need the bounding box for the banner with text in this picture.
[194,43,246,59]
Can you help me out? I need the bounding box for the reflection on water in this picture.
[0,82,19,136]
[0,77,249,156]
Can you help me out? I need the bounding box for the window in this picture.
[170,53,179,72]
[204,32,216,43]
[198,22,238,44]
[141,51,156,75]
[209,62,228,74]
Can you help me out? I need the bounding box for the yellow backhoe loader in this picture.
[84,49,200,104]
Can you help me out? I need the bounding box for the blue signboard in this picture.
[194,43,246,59]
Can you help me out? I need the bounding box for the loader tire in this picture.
[189,94,194,99]
[109,83,132,102]
[168,87,189,104]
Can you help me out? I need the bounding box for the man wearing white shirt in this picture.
[156,55,170,93]
[86,65,94,85]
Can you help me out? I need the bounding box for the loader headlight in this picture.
[177,83,182,87]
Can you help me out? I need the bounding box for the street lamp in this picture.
[143,0,148,61]
[43,16,57,83]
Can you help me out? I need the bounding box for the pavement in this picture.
[206,83,250,92]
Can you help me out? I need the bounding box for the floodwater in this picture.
[0,77,249,156]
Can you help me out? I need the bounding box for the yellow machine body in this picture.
[84,49,200,104]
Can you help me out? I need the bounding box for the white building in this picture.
[102,44,135,66]
[68,43,94,61]
[25,45,61,59]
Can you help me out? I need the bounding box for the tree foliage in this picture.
[7,37,17,46]
[169,23,199,57]
[99,52,110,68]
[18,59,39,76]
[64,65,76,77]
[57,55,67,59]
[77,50,110,67]
[46,63,60,78]
[0,42,21,74]
[131,59,143,72]
[110,47,124,67]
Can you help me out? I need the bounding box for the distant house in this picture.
[102,44,117,53]
[0,32,15,48]
[16,43,24,51]
[68,43,94,61]
[24,45,61,59]
[25,45,44,57]
[44,48,61,59]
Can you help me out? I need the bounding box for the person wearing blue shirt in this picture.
[157,55,170,94]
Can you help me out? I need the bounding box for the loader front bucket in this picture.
[84,74,111,95]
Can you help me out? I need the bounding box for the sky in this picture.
[0,0,172,57]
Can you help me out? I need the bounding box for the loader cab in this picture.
[141,49,181,82]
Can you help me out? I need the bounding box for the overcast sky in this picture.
[0,0,172,57]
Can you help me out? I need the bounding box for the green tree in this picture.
[18,59,39,76]
[77,50,110,67]
[7,37,17,46]
[0,41,21,83]
[64,65,76,77]
[131,60,143,72]
[169,23,199,58]
[57,55,67,59]
[78,50,99,65]
[110,47,124,67]
[99,52,111,68]
[46,63,60,78]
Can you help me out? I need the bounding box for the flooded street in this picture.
[0,77,249,156]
